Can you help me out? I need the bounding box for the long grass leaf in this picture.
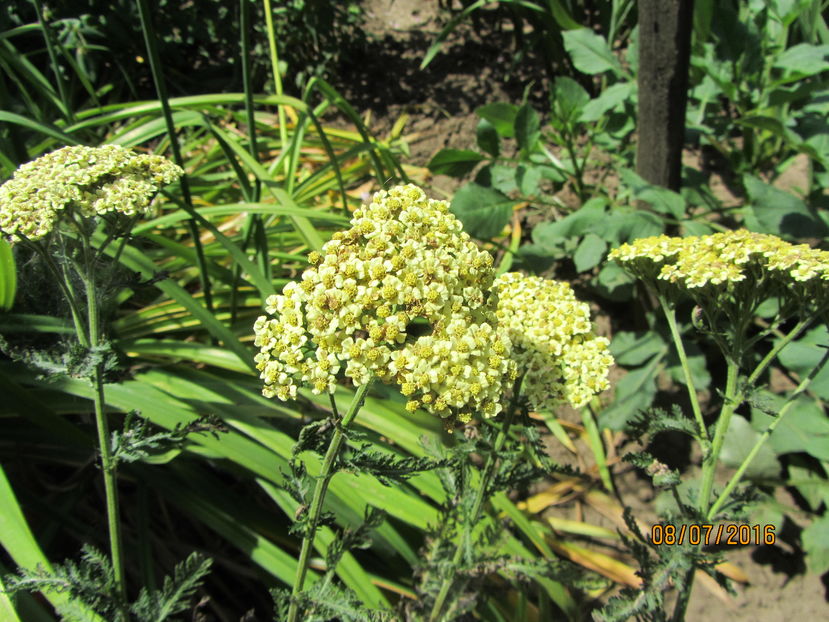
[0,465,106,622]
[104,240,254,371]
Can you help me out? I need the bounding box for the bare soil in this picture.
[336,1,829,619]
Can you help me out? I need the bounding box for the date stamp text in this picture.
[650,523,776,546]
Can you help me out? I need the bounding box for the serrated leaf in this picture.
[573,233,607,272]
[426,149,486,177]
[515,104,541,152]
[475,102,518,137]
[476,118,499,157]
[450,183,514,240]
[562,28,622,76]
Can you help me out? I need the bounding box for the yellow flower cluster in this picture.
[609,230,829,290]
[253,184,516,423]
[0,145,183,242]
[494,273,613,411]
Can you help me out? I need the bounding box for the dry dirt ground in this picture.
[331,0,829,619]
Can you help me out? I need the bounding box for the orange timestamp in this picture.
[650,523,776,546]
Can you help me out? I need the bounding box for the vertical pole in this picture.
[636,0,694,191]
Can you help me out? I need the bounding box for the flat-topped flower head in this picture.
[494,273,613,411]
[610,230,829,290]
[0,145,183,242]
[254,184,516,424]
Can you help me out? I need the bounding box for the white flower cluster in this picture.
[609,230,829,289]
[0,145,183,242]
[494,273,613,411]
[254,184,517,424]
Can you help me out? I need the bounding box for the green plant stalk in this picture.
[698,358,739,515]
[135,0,214,314]
[746,316,813,387]
[657,294,708,443]
[707,344,829,520]
[428,376,523,622]
[83,243,127,607]
[286,378,374,622]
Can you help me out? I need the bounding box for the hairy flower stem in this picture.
[286,379,374,622]
[428,376,524,622]
[698,357,740,515]
[658,294,707,443]
[82,246,127,606]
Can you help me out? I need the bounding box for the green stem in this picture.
[286,380,373,622]
[657,294,708,443]
[84,256,127,606]
[708,344,829,520]
[428,376,523,622]
[746,316,813,388]
[698,358,740,514]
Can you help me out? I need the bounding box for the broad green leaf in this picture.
[600,353,663,430]
[610,331,666,367]
[476,118,499,157]
[593,209,664,247]
[619,169,685,218]
[515,164,542,196]
[475,102,519,138]
[720,415,780,481]
[531,199,607,247]
[551,77,590,127]
[515,104,541,152]
[427,149,487,177]
[802,514,829,574]
[573,233,607,272]
[580,83,634,123]
[776,325,829,400]
[752,392,829,461]
[773,43,829,83]
[450,183,514,240]
[743,174,828,239]
[476,164,518,195]
[594,262,636,301]
[562,28,622,76]
[665,340,711,390]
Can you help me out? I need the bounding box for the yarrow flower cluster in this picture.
[608,229,829,291]
[494,273,613,411]
[253,184,517,424]
[0,145,183,242]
